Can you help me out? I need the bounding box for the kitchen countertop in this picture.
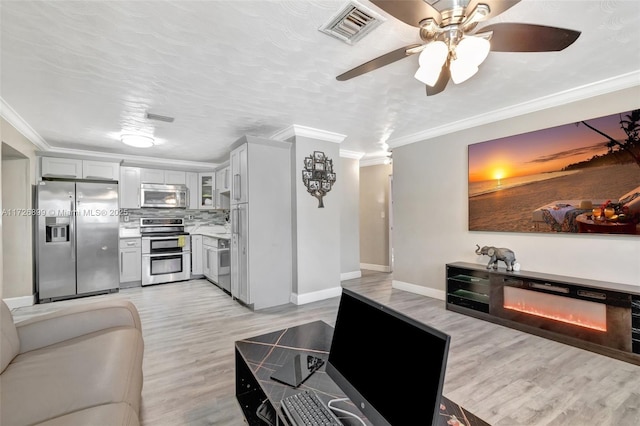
[118,224,230,239]
[119,227,141,238]
[188,225,231,239]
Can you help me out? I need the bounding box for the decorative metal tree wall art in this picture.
[302,151,336,208]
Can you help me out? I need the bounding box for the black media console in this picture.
[446,262,640,365]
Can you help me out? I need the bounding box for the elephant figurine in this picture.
[475,245,517,271]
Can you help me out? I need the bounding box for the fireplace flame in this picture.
[503,303,607,332]
[503,287,607,332]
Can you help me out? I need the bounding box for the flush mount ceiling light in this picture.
[121,134,154,148]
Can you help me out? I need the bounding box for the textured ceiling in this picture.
[1,0,639,164]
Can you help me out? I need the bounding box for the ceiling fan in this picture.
[336,0,581,96]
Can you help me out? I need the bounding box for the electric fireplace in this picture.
[493,277,631,352]
[446,262,640,365]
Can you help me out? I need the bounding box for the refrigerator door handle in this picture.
[233,174,241,201]
[232,209,238,234]
[70,199,76,262]
[120,252,124,273]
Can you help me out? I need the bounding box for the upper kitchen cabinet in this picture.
[230,144,248,205]
[198,172,216,209]
[186,172,199,210]
[119,167,141,209]
[41,157,119,181]
[140,168,186,185]
[216,166,231,193]
[82,160,120,181]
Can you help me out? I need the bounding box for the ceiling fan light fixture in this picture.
[455,36,491,66]
[418,40,448,67]
[121,134,154,148]
[450,60,479,84]
[414,65,443,87]
[415,41,448,86]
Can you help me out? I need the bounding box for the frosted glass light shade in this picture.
[121,134,154,148]
[456,36,490,66]
[414,65,443,87]
[418,41,448,67]
[414,41,448,86]
[450,36,490,84]
[450,61,479,84]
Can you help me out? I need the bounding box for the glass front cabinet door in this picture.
[198,172,215,209]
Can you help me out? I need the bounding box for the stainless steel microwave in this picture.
[140,183,188,208]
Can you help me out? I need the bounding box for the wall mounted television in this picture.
[326,289,450,425]
[468,109,640,235]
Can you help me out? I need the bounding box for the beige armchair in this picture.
[1,299,144,426]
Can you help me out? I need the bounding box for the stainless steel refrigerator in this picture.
[35,181,119,302]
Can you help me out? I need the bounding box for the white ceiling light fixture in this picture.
[413,35,490,87]
[121,134,154,148]
[450,35,490,84]
[414,40,448,87]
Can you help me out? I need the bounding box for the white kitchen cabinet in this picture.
[119,238,141,283]
[165,170,186,185]
[186,172,199,210]
[198,172,216,209]
[216,166,231,193]
[119,167,141,209]
[41,157,118,181]
[140,168,166,184]
[82,160,120,181]
[230,145,248,205]
[41,157,83,179]
[191,235,203,276]
[229,136,292,309]
[140,168,186,185]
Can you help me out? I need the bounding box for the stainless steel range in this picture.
[140,218,191,286]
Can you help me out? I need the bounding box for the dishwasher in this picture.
[203,236,230,293]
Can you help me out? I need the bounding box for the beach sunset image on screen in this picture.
[468,109,640,235]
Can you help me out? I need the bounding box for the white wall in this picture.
[340,156,360,279]
[359,164,392,270]
[1,118,38,304]
[393,86,640,298]
[292,136,341,302]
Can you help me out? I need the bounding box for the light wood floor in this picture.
[11,271,640,426]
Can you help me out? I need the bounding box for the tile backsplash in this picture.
[121,208,228,226]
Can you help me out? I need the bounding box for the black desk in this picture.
[235,321,490,426]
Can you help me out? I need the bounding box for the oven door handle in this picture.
[143,252,190,258]
[142,235,188,241]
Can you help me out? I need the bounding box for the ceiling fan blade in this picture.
[465,0,521,21]
[479,23,581,52]
[336,44,422,81]
[426,61,450,96]
[371,0,442,28]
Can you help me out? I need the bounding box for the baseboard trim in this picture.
[392,280,446,301]
[3,295,35,309]
[291,286,343,305]
[340,270,362,281]
[360,263,390,273]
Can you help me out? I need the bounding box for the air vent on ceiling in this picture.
[319,1,385,45]
[146,112,175,123]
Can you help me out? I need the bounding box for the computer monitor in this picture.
[326,289,451,426]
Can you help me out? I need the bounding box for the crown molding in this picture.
[271,124,347,144]
[1,97,50,150]
[41,147,218,170]
[339,149,365,159]
[360,156,391,167]
[388,71,640,149]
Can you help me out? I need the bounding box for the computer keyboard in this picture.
[280,390,342,426]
